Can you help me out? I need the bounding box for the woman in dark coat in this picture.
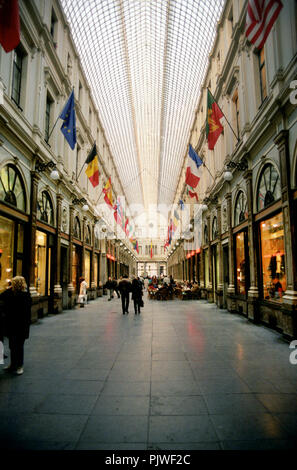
[0,276,31,375]
[131,277,143,315]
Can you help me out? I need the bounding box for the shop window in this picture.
[257,164,281,212]
[235,231,247,296]
[0,216,25,292]
[35,231,47,296]
[94,254,98,287]
[0,216,14,292]
[212,217,218,240]
[37,191,54,225]
[234,191,248,226]
[204,249,209,287]
[73,216,81,239]
[85,225,91,245]
[0,164,26,212]
[85,250,91,287]
[260,212,286,302]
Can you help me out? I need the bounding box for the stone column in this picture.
[245,168,260,322]
[53,193,63,313]
[274,130,297,338]
[217,203,224,308]
[68,205,75,308]
[28,171,40,322]
[226,192,236,312]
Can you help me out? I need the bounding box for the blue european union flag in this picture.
[179,199,184,210]
[59,89,77,150]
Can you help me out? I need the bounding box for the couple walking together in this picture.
[118,275,143,315]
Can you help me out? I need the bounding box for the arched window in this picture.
[85,225,91,245]
[73,216,81,239]
[0,164,26,211]
[37,191,54,225]
[234,191,248,226]
[257,164,281,211]
[204,224,208,244]
[212,217,218,240]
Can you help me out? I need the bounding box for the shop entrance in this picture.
[72,245,82,294]
[212,244,218,302]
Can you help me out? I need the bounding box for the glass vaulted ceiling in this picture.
[61,0,225,210]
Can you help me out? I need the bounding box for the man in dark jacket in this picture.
[118,275,132,314]
[131,277,143,315]
[0,276,31,375]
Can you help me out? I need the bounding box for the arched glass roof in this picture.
[61,0,225,211]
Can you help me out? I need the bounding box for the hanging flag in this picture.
[103,177,113,209]
[0,0,20,53]
[85,143,99,187]
[136,241,139,254]
[185,144,202,188]
[187,186,198,202]
[113,198,124,226]
[150,240,153,259]
[206,89,223,150]
[179,199,185,210]
[59,89,77,150]
[245,0,283,50]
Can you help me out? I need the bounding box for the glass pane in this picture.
[235,232,246,295]
[204,249,209,287]
[85,250,91,287]
[72,245,80,293]
[94,255,98,287]
[260,212,286,302]
[0,215,14,292]
[17,224,24,253]
[48,247,51,296]
[16,258,22,276]
[35,230,47,296]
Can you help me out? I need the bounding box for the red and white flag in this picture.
[245,0,283,50]
[0,0,20,53]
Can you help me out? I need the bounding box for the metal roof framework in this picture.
[61,0,225,216]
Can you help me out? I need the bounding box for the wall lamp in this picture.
[35,160,59,180]
[72,196,89,212]
[224,157,248,182]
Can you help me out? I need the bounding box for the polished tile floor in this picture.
[0,296,297,450]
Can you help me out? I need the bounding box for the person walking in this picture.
[78,276,88,307]
[144,277,149,291]
[131,277,143,315]
[112,277,120,298]
[0,276,31,375]
[118,275,132,314]
[106,276,114,301]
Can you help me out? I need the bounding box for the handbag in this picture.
[140,299,144,308]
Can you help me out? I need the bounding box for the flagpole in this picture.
[46,86,75,145]
[207,87,239,142]
[45,115,60,144]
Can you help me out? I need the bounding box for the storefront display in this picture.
[0,215,14,292]
[235,232,246,296]
[85,250,91,288]
[35,231,47,296]
[94,254,98,287]
[72,245,81,293]
[260,212,286,302]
